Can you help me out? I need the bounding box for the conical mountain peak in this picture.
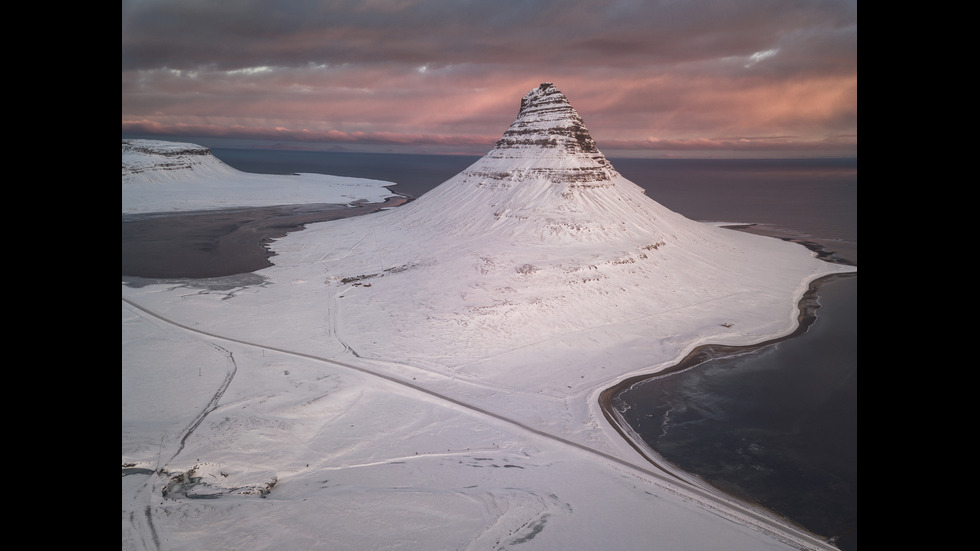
[491,83,604,160]
[380,83,691,243]
[455,83,618,192]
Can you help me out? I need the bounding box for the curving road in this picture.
[122,294,836,551]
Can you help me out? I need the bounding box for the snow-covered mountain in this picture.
[121,139,398,214]
[265,83,852,370]
[388,82,692,243]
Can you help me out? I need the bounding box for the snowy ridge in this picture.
[121,139,399,214]
[122,139,231,180]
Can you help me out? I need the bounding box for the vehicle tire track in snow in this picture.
[169,341,237,464]
[121,296,835,551]
[123,307,237,551]
[143,506,160,550]
[326,286,360,358]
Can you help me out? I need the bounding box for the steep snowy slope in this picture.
[122,139,398,214]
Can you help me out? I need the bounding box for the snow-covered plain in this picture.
[122,86,855,550]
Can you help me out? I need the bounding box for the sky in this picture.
[121,0,857,158]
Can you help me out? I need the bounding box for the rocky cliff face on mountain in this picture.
[457,82,615,188]
[502,82,600,154]
[122,139,220,177]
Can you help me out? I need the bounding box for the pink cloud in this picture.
[122,1,856,158]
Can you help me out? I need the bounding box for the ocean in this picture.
[614,274,857,549]
[211,149,858,549]
[212,149,857,262]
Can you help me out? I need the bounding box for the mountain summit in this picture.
[386,83,687,243]
[493,82,608,166]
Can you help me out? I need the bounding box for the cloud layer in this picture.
[122,0,857,157]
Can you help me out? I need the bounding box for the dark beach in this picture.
[122,197,406,280]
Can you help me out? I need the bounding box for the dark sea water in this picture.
[206,149,858,549]
[615,275,857,549]
[213,149,857,262]
[210,149,483,201]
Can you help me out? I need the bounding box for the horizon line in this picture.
[122,133,857,161]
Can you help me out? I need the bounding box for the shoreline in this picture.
[721,223,858,267]
[598,270,855,452]
[121,196,408,280]
[597,237,856,545]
